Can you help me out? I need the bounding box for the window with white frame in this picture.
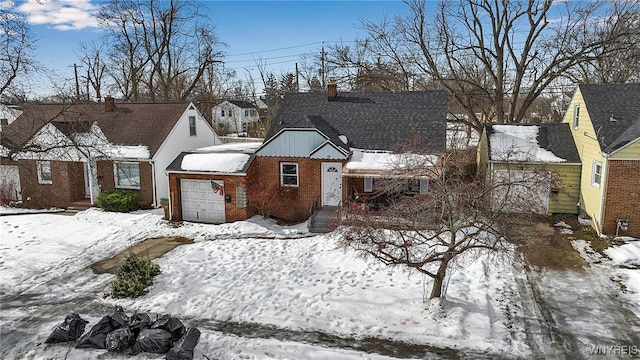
[114,162,141,189]
[189,116,196,136]
[244,109,249,117]
[364,178,373,192]
[573,104,580,129]
[592,161,602,187]
[280,162,299,187]
[37,161,52,184]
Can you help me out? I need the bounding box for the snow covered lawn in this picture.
[0,208,534,359]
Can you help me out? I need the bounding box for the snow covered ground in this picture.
[0,208,638,359]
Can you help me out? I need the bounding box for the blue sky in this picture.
[9,0,410,98]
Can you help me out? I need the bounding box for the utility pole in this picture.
[321,42,325,90]
[69,63,83,101]
[295,63,299,92]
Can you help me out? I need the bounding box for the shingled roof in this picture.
[486,123,581,163]
[266,91,447,152]
[2,101,191,158]
[579,83,640,154]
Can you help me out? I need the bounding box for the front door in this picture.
[322,162,342,206]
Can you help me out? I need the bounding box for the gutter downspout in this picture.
[597,153,610,236]
[150,161,157,207]
[87,160,95,204]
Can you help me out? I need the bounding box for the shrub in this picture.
[111,253,161,299]
[96,189,140,212]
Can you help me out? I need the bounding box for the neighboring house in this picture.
[563,83,640,237]
[0,104,23,132]
[477,123,582,215]
[212,100,261,134]
[1,97,221,209]
[166,142,260,224]
[167,82,447,224]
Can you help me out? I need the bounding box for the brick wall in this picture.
[249,157,346,221]
[603,160,640,236]
[18,160,85,208]
[168,173,256,223]
[96,160,154,208]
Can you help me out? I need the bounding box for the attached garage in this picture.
[166,142,260,224]
[180,179,226,223]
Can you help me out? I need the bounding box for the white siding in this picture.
[154,104,222,206]
[257,130,327,157]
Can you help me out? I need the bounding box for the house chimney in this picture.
[104,95,116,112]
[327,80,337,100]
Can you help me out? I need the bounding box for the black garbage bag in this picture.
[45,313,89,343]
[166,327,201,360]
[110,306,130,329]
[75,316,114,349]
[129,328,173,355]
[129,312,151,336]
[150,315,185,340]
[105,327,134,352]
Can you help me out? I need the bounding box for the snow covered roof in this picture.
[166,142,261,174]
[344,149,438,177]
[487,124,580,163]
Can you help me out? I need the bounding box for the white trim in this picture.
[572,103,580,130]
[280,162,299,187]
[114,161,141,189]
[591,160,603,188]
[36,161,52,184]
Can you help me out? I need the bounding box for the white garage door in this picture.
[181,179,225,224]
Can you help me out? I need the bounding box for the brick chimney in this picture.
[104,95,116,112]
[327,80,337,100]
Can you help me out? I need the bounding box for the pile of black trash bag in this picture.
[45,306,200,360]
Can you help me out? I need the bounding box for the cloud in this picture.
[0,0,15,10]
[17,0,100,30]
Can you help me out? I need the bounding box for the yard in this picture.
[0,208,638,359]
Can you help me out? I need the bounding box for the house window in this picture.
[189,116,196,136]
[244,109,249,117]
[236,187,247,208]
[592,161,602,187]
[114,162,141,189]
[280,162,299,187]
[37,161,52,184]
[251,109,257,117]
[573,103,580,129]
[221,110,225,117]
[364,178,373,192]
[407,179,428,193]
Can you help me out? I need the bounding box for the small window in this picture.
[592,161,602,187]
[114,162,141,189]
[244,109,249,117]
[37,161,52,184]
[236,187,247,208]
[251,109,257,117]
[364,178,373,192]
[0,118,8,126]
[573,104,580,129]
[189,116,196,136]
[280,162,299,187]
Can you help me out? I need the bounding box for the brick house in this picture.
[0,98,222,209]
[166,82,447,224]
[562,83,640,237]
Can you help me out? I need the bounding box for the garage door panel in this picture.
[180,179,225,223]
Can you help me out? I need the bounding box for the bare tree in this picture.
[336,142,553,300]
[77,42,108,101]
[0,5,38,98]
[97,0,224,102]
[346,0,640,132]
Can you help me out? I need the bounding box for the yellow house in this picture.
[563,83,640,237]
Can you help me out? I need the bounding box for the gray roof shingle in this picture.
[579,83,640,154]
[266,91,447,152]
